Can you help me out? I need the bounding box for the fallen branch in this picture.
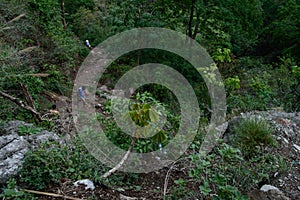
[20,83,36,110]
[43,90,70,103]
[163,157,188,196]
[0,13,25,31]
[163,161,176,196]
[7,13,26,24]
[2,73,50,79]
[23,73,50,77]
[0,90,42,122]
[102,139,135,179]
[1,26,14,30]
[23,189,81,200]
[18,46,38,54]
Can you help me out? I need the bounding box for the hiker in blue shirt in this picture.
[78,86,89,106]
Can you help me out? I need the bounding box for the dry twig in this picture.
[23,189,81,200]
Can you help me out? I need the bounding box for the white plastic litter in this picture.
[74,179,95,190]
[260,184,280,192]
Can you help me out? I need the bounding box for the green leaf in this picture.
[149,108,159,123]
[200,181,212,196]
[152,131,166,143]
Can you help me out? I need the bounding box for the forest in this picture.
[0,0,299,199]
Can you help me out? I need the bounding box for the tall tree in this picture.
[259,0,300,60]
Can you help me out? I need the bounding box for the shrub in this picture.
[19,138,107,190]
[233,117,276,157]
[183,141,285,199]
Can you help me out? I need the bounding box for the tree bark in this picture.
[188,0,196,38]
[192,10,201,39]
[61,0,67,30]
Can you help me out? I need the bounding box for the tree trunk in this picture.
[188,0,196,38]
[192,10,201,39]
[61,0,67,30]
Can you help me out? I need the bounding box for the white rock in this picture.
[282,137,289,144]
[260,184,280,192]
[117,188,125,192]
[120,194,145,200]
[74,179,95,190]
[293,144,300,152]
[99,85,109,92]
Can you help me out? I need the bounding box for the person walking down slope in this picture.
[85,39,92,49]
[78,86,89,106]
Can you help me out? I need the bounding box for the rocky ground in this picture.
[0,121,61,184]
[242,111,300,200]
[1,88,299,199]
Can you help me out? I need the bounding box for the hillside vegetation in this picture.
[0,0,299,199]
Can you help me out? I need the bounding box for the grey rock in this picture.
[99,85,110,93]
[28,130,61,145]
[259,185,290,200]
[0,121,61,184]
[111,89,125,98]
[0,121,32,136]
[227,111,299,200]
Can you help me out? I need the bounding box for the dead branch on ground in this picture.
[102,139,135,179]
[0,90,42,122]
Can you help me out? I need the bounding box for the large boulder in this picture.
[0,121,61,184]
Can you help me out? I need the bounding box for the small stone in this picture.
[99,85,109,92]
[120,194,145,200]
[260,185,280,192]
[282,137,289,144]
[293,144,300,152]
[117,188,125,192]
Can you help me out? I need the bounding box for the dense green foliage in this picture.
[1,0,299,122]
[0,0,299,199]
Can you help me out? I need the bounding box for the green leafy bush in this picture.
[99,92,179,153]
[225,76,240,93]
[180,140,285,200]
[212,48,232,63]
[19,138,106,190]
